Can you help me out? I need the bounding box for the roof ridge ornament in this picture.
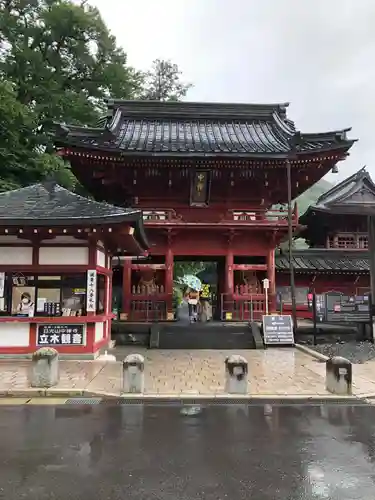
[41,174,60,198]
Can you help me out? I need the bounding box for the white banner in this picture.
[0,272,4,298]
[86,270,97,312]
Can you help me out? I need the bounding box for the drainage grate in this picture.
[110,397,369,406]
[65,398,102,405]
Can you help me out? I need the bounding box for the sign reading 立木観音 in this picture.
[37,324,85,346]
[262,315,294,346]
[86,270,97,312]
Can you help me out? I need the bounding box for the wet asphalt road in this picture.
[1,403,375,499]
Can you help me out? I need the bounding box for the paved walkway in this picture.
[2,348,375,397]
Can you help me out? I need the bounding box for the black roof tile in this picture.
[275,249,369,273]
[54,100,355,158]
[300,167,375,221]
[0,181,142,226]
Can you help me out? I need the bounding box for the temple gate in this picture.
[54,100,354,323]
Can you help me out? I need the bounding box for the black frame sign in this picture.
[262,315,294,345]
[37,324,85,346]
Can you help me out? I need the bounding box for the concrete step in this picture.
[158,322,256,349]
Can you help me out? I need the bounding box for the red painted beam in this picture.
[233,264,267,271]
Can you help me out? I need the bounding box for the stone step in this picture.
[158,323,256,349]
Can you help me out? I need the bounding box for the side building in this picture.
[0,181,148,357]
[275,167,372,317]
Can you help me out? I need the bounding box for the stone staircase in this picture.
[153,321,258,349]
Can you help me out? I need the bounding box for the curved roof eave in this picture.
[56,140,354,160]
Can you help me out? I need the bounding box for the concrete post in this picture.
[326,356,352,395]
[30,347,59,388]
[122,354,145,394]
[224,355,248,394]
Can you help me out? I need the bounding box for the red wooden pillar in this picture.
[267,248,276,312]
[165,246,174,317]
[225,249,234,295]
[122,258,132,319]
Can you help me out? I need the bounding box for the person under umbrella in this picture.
[181,274,202,323]
[184,287,200,322]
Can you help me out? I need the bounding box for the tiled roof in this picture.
[301,167,375,219]
[275,250,369,273]
[0,181,142,226]
[54,100,355,158]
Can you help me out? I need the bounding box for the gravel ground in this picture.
[308,341,375,364]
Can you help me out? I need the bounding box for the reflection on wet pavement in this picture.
[1,404,375,499]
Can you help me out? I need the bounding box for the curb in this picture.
[295,343,329,362]
[0,389,361,401]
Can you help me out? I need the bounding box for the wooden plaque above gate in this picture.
[190,170,211,207]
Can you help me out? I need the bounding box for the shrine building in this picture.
[54,100,354,323]
[275,167,372,318]
[0,181,148,357]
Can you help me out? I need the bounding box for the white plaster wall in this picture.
[96,249,106,268]
[0,323,30,347]
[0,247,32,265]
[95,322,104,342]
[39,247,88,265]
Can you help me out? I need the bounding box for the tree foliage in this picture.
[0,0,143,126]
[0,0,142,191]
[0,1,192,192]
[0,80,76,191]
[140,59,192,101]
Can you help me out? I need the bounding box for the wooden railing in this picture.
[143,206,298,225]
[143,210,179,222]
[131,284,165,295]
[220,293,266,321]
[234,284,262,296]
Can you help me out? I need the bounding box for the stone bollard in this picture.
[224,355,248,394]
[30,347,59,388]
[325,356,352,395]
[122,354,145,394]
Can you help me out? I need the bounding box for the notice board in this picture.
[262,315,294,345]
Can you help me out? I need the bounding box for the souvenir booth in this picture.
[0,181,148,358]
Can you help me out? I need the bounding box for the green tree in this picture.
[0,0,142,190]
[140,59,193,101]
[0,0,142,126]
[0,80,75,191]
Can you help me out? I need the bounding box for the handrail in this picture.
[142,208,298,224]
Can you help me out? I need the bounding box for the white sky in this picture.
[91,0,375,180]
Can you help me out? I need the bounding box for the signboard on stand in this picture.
[262,315,294,345]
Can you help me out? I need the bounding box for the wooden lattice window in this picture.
[328,235,335,248]
[358,235,368,249]
[336,235,356,249]
[233,211,256,221]
[143,211,167,221]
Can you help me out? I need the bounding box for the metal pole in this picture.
[286,158,298,332]
[368,215,375,342]
[265,288,269,315]
[312,292,317,345]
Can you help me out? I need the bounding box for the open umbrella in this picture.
[181,274,202,292]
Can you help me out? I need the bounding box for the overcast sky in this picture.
[91,0,375,181]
